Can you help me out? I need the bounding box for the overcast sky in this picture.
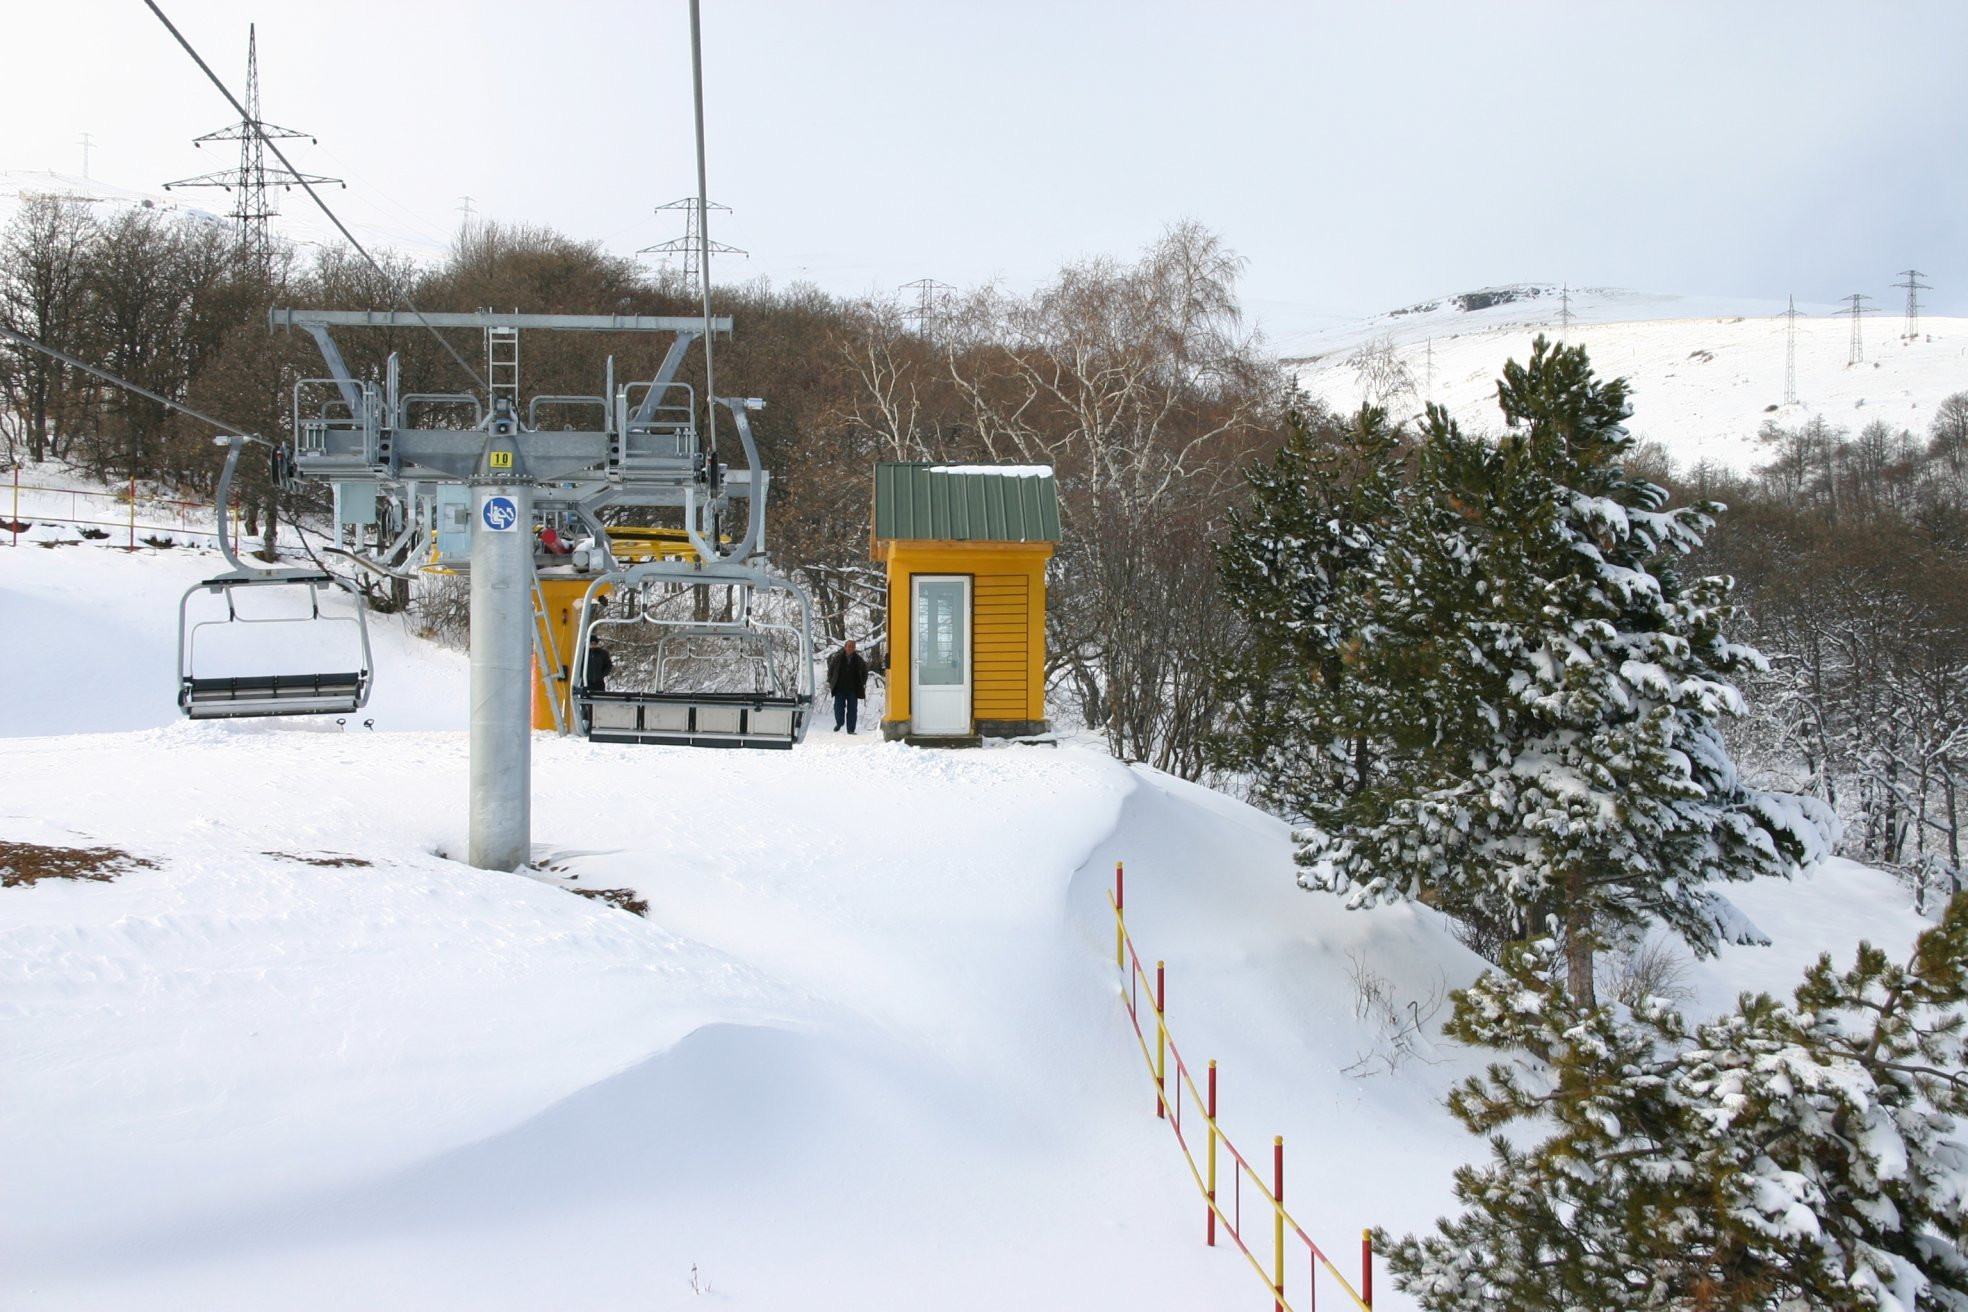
[10,1,1967,340]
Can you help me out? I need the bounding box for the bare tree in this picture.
[0,194,99,464]
[936,222,1282,764]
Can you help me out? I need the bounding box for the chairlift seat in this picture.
[180,671,369,719]
[582,689,806,749]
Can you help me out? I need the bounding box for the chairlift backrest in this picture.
[178,570,374,719]
[568,561,813,750]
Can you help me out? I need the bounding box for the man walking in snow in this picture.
[827,639,869,734]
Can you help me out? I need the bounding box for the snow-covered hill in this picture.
[1283,284,1968,474]
[0,522,1937,1309]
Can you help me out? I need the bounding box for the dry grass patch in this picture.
[0,840,156,888]
[263,851,374,868]
[571,887,650,918]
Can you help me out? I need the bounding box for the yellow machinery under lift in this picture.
[531,527,695,731]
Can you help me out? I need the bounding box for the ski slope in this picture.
[1283,285,1968,475]
[0,523,1938,1309]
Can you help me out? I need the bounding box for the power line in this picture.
[1893,268,1931,341]
[638,198,745,283]
[162,25,344,259]
[0,322,257,441]
[1783,294,1800,406]
[144,2,488,395]
[901,277,954,343]
[1840,292,1874,366]
[688,0,718,456]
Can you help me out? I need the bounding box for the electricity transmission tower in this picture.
[1558,283,1573,339]
[639,198,745,282]
[1783,295,1800,406]
[1893,268,1931,340]
[1840,293,1874,366]
[78,132,94,180]
[901,278,954,343]
[162,25,342,258]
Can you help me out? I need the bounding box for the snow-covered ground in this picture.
[0,514,1938,1309]
[1281,284,1968,475]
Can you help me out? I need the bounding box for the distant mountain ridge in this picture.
[1285,283,1966,475]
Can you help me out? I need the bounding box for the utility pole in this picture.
[1841,293,1874,366]
[1783,295,1800,406]
[639,197,745,283]
[1893,268,1931,341]
[78,132,94,180]
[162,25,343,259]
[1425,337,1434,396]
[901,278,954,343]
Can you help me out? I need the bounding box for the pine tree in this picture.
[1239,337,1834,1005]
[1386,894,1968,1311]
[1215,405,1406,814]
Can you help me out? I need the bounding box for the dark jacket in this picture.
[827,648,869,698]
[585,644,614,690]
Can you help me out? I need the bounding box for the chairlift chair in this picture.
[569,560,814,749]
[178,570,374,718]
[176,435,375,720]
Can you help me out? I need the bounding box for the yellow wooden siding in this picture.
[973,575,1028,717]
[877,541,1052,728]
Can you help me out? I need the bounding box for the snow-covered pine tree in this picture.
[1214,405,1407,818]
[1386,894,1968,1312]
[1295,336,1832,1006]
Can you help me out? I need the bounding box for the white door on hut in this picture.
[910,575,971,734]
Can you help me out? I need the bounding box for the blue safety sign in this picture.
[481,495,519,532]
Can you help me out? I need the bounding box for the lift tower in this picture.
[270,307,790,871]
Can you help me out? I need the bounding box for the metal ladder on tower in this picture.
[486,323,520,415]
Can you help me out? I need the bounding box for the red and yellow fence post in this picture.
[1155,960,1167,1119]
[1206,1059,1218,1246]
[1111,861,1378,1312]
[1274,1136,1286,1312]
[1114,861,1125,968]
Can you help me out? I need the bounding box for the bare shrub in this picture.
[1343,948,1445,1077]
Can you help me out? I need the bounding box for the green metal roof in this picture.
[872,463,1063,543]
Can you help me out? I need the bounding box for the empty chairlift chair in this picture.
[569,561,814,749]
[178,569,374,719]
[176,434,375,720]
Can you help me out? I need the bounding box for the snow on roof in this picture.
[925,464,1054,477]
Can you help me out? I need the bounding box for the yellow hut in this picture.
[871,463,1061,744]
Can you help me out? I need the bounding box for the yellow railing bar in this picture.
[1112,878,1374,1312]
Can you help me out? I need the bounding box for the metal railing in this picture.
[5,468,240,550]
[1110,861,1375,1311]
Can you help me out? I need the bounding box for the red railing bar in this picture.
[1116,871,1377,1312]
